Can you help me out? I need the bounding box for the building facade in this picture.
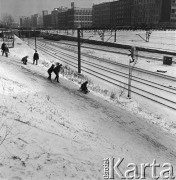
[43,14,52,28]
[160,0,176,25]
[110,0,132,27]
[58,11,68,28]
[51,7,68,28]
[20,16,31,28]
[20,0,176,29]
[73,8,92,28]
[31,14,38,28]
[131,0,176,26]
[171,0,176,24]
[131,0,162,26]
[58,3,92,29]
[51,8,60,29]
[92,2,111,28]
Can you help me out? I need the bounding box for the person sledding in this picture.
[80,81,89,94]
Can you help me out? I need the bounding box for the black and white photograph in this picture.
[0,0,176,179]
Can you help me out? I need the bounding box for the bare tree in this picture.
[1,13,14,28]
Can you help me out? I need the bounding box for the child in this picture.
[21,56,28,65]
[80,81,89,94]
[53,63,62,82]
[4,45,9,57]
[47,64,55,80]
[33,50,39,65]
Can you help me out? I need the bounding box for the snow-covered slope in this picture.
[0,37,176,179]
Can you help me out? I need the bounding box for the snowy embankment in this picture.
[28,38,176,135]
[0,36,176,179]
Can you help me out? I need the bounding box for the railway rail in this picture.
[40,38,176,64]
[34,38,176,81]
[26,38,176,111]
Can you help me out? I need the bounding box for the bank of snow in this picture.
[11,36,176,136]
[1,36,176,179]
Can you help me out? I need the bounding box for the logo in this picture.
[103,158,175,179]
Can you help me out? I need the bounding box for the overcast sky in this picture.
[0,0,112,22]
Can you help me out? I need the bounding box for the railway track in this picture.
[34,38,176,81]
[26,38,176,111]
[42,39,176,63]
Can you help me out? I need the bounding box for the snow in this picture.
[0,36,176,179]
[30,38,176,132]
[46,30,176,52]
[43,37,176,78]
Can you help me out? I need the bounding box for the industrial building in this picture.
[20,0,176,29]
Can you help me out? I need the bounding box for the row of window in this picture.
[171,9,176,13]
[134,0,158,4]
[74,10,92,15]
[74,16,92,21]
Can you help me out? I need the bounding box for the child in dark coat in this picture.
[1,42,6,56]
[21,56,28,65]
[4,45,9,57]
[33,50,39,65]
[47,64,55,80]
[53,63,62,83]
[80,81,89,94]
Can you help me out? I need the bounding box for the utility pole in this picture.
[12,30,15,48]
[127,46,136,99]
[77,28,81,74]
[127,59,132,98]
[114,29,116,42]
[2,29,4,42]
[35,31,37,51]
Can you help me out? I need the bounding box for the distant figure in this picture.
[53,63,62,83]
[47,64,55,80]
[80,81,89,94]
[21,56,28,65]
[33,50,39,65]
[1,42,6,56]
[4,44,9,57]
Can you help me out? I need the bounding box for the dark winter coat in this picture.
[48,64,55,74]
[53,64,62,74]
[1,43,6,51]
[21,56,28,64]
[80,81,88,91]
[33,52,39,60]
[4,46,9,53]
